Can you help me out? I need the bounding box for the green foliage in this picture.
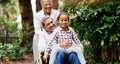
[0,0,20,16]
[61,0,120,63]
[0,17,18,32]
[0,0,11,5]
[0,38,26,60]
[0,0,20,36]
[0,37,33,61]
[0,0,33,61]
[25,41,33,54]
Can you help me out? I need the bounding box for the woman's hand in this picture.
[43,54,48,63]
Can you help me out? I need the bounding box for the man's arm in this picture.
[37,34,47,53]
[43,29,58,63]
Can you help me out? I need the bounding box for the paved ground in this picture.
[0,54,34,64]
[0,61,34,64]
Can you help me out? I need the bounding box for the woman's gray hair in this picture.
[40,0,53,3]
[41,16,53,26]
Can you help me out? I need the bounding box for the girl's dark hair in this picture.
[57,12,69,21]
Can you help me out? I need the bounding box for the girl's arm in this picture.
[71,27,84,51]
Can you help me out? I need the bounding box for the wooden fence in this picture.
[0,29,19,43]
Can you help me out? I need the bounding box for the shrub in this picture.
[61,1,120,63]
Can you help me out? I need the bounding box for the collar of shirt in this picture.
[57,26,71,33]
[41,9,54,17]
[42,29,52,35]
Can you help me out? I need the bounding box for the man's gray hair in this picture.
[41,16,53,26]
[40,0,53,3]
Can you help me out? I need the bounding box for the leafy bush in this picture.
[61,1,120,63]
[0,38,26,60]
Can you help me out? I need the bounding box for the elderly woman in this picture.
[33,0,60,63]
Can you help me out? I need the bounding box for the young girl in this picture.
[43,12,86,64]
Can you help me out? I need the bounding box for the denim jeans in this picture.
[54,51,81,64]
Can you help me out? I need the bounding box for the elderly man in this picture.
[33,0,60,62]
[41,16,81,64]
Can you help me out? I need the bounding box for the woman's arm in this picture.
[33,13,44,35]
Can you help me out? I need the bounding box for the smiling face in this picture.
[43,18,56,32]
[58,14,69,30]
[41,0,52,15]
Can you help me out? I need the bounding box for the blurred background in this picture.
[0,0,120,64]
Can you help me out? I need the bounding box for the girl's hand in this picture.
[60,40,70,48]
[72,44,79,47]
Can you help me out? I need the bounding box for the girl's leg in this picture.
[49,47,63,64]
[67,47,86,64]
[68,52,81,64]
[54,51,66,64]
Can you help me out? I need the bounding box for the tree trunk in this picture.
[19,0,34,46]
[52,0,58,9]
[90,33,102,63]
[36,0,42,12]
[89,0,112,7]
[104,38,112,62]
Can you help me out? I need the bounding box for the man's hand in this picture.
[60,40,70,48]
[43,54,48,63]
